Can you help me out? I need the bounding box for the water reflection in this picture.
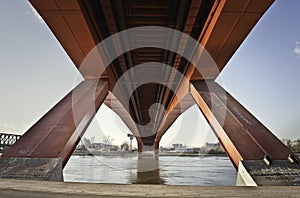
[132,156,164,184]
[63,155,237,185]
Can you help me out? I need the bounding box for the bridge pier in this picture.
[236,160,300,186]
[190,80,300,186]
[135,157,162,184]
[0,79,109,181]
[137,143,159,160]
[135,141,162,184]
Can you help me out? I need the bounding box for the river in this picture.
[64,155,237,186]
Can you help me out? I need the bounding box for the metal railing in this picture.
[0,133,21,152]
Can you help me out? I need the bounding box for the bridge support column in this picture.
[135,157,163,184]
[136,141,161,184]
[138,143,159,160]
[0,79,108,181]
[190,80,299,186]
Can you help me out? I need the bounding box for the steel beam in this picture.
[2,79,109,168]
[190,80,300,185]
[190,80,293,169]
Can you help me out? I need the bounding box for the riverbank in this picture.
[160,153,227,157]
[0,179,299,197]
[72,150,227,157]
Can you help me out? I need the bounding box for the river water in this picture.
[64,155,237,186]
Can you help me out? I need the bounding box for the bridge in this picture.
[0,0,299,186]
[0,133,21,153]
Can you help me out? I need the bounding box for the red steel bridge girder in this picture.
[190,81,293,169]
[2,79,109,167]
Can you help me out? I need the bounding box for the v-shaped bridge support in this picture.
[0,79,109,181]
[190,80,300,186]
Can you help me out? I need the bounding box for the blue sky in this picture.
[216,0,300,141]
[0,0,299,147]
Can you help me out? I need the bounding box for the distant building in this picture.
[171,143,195,153]
[203,142,224,153]
[91,143,105,149]
[172,143,183,149]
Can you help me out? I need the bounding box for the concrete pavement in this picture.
[0,179,299,197]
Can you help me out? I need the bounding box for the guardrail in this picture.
[0,133,21,152]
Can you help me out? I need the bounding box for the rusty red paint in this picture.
[191,81,292,169]
[2,79,108,167]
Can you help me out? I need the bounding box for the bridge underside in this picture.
[1,0,299,185]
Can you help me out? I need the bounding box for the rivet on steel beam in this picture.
[263,155,272,166]
[288,154,299,164]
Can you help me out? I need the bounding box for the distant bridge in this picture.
[0,133,21,153]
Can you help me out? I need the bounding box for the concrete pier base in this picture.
[0,158,63,181]
[236,160,300,186]
[135,157,163,184]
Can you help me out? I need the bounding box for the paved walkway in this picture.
[0,179,299,197]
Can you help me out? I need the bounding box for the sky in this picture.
[0,0,299,148]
